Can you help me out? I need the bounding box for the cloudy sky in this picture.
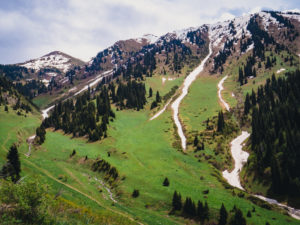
[0,0,299,64]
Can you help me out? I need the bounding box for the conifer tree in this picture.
[172,191,182,211]
[193,135,199,147]
[156,91,161,103]
[4,144,21,182]
[244,93,251,115]
[238,67,244,85]
[149,87,153,98]
[197,200,204,221]
[229,208,246,225]
[163,177,170,186]
[203,201,209,221]
[219,203,228,225]
[217,111,225,132]
[36,125,46,145]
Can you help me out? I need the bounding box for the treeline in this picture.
[0,71,47,100]
[91,158,119,183]
[247,15,277,59]
[0,64,28,80]
[244,70,300,195]
[15,79,48,99]
[171,191,248,225]
[43,87,115,142]
[88,31,206,81]
[0,76,32,113]
[237,50,297,86]
[213,12,296,72]
[171,191,209,222]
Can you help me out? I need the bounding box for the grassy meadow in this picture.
[1,69,300,224]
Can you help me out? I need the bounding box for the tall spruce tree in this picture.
[5,144,21,182]
[149,87,153,98]
[172,191,182,211]
[229,208,246,225]
[219,203,228,225]
[217,111,225,132]
[244,93,251,115]
[156,91,161,103]
[193,135,199,147]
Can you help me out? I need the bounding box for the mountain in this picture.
[20,51,85,73]
[1,10,300,225]
[6,10,299,109]
[19,51,85,86]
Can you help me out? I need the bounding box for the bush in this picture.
[0,179,53,224]
[132,189,139,198]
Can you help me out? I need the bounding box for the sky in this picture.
[0,0,299,64]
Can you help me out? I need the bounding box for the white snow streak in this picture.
[217,75,230,111]
[223,131,300,220]
[150,98,172,121]
[42,105,55,119]
[222,131,250,190]
[276,68,286,74]
[74,70,113,96]
[22,52,72,73]
[171,40,212,150]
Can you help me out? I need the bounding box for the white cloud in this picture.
[0,0,298,64]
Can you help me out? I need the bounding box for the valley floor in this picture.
[1,50,300,224]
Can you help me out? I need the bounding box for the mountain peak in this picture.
[20,51,85,73]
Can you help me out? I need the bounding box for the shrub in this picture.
[132,189,139,198]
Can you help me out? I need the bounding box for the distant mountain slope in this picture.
[20,51,85,73]
[7,10,300,108]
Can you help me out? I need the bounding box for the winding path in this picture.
[171,41,213,150]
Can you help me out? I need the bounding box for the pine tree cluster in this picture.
[91,158,119,183]
[113,80,147,110]
[43,87,114,142]
[245,70,300,195]
[0,76,32,112]
[171,191,209,222]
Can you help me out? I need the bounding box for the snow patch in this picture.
[41,79,50,87]
[171,39,212,150]
[74,70,113,96]
[21,52,72,73]
[222,131,250,190]
[209,14,252,48]
[276,68,286,74]
[246,43,254,52]
[223,130,300,220]
[258,11,280,30]
[42,105,55,119]
[162,77,175,84]
[283,9,300,14]
[217,75,230,111]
